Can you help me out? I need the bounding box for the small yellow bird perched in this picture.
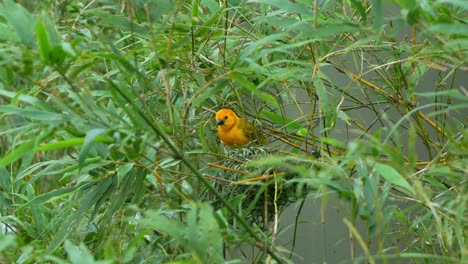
[215,108,266,148]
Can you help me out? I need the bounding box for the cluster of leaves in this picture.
[0,0,466,263]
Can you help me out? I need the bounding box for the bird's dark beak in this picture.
[216,119,224,126]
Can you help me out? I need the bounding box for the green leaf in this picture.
[261,110,302,131]
[116,162,134,185]
[21,181,94,208]
[314,76,335,132]
[320,137,346,148]
[415,89,468,101]
[47,178,113,254]
[139,203,224,263]
[34,136,114,152]
[0,90,60,112]
[0,0,36,47]
[237,33,285,59]
[0,168,11,190]
[64,240,96,264]
[0,105,65,121]
[107,80,153,131]
[34,138,85,151]
[372,162,416,195]
[311,23,360,38]
[78,128,107,170]
[36,18,50,64]
[430,23,468,35]
[230,72,279,107]
[0,139,36,168]
[0,23,19,42]
[337,110,350,125]
[372,0,382,29]
[42,13,61,48]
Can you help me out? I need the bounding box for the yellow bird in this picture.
[215,108,266,148]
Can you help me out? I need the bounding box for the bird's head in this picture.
[215,108,238,129]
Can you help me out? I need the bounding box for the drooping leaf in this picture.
[372,162,416,195]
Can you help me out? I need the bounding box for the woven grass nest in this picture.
[205,143,309,225]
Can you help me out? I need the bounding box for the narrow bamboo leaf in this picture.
[258,16,315,36]
[46,178,113,254]
[35,18,50,64]
[21,181,94,208]
[0,105,64,121]
[116,163,134,185]
[78,128,107,170]
[274,23,358,39]
[97,175,132,233]
[34,138,84,151]
[81,92,111,126]
[17,160,68,183]
[201,3,222,27]
[191,0,200,26]
[107,80,153,131]
[54,157,101,176]
[0,139,36,168]
[354,160,366,201]
[85,9,146,34]
[261,110,302,131]
[195,6,223,37]
[0,90,60,112]
[89,177,117,222]
[230,72,279,107]
[320,137,346,148]
[237,34,285,59]
[0,168,11,191]
[415,89,468,101]
[372,162,416,195]
[139,203,223,263]
[42,12,61,47]
[34,136,114,151]
[314,77,334,131]
[372,0,383,29]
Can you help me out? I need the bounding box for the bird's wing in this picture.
[238,118,267,144]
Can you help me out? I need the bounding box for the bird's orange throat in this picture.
[217,124,248,147]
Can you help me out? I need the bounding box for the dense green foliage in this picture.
[0,0,466,263]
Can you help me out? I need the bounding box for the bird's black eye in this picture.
[224,116,228,120]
